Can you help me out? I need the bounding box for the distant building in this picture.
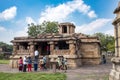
[10,22,101,68]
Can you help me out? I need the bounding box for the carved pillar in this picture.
[70,26,72,33]
[59,26,62,34]
[13,43,17,55]
[69,40,76,55]
[67,25,70,34]
[115,25,119,57]
[109,2,120,80]
[49,42,54,55]
[75,40,81,57]
[28,42,35,56]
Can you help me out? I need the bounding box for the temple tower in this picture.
[58,22,75,34]
[109,2,120,80]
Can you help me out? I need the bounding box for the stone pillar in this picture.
[67,25,70,34]
[70,26,72,33]
[49,42,54,55]
[69,40,76,55]
[59,25,62,34]
[28,42,35,56]
[13,43,17,55]
[109,2,120,80]
[68,40,80,68]
[115,25,119,57]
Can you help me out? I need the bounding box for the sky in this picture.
[0,0,119,44]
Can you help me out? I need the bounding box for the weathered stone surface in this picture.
[109,2,120,80]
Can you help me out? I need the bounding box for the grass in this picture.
[0,72,66,80]
[103,76,109,80]
[0,60,9,64]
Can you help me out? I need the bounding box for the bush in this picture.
[0,53,4,59]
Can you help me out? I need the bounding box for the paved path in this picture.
[0,63,112,80]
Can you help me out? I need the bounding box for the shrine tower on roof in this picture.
[58,22,75,34]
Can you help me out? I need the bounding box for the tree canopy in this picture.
[93,33,115,53]
[0,42,13,52]
[27,21,58,37]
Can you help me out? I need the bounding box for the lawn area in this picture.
[0,72,66,80]
[0,60,9,64]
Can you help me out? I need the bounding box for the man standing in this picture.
[34,49,39,59]
[23,56,27,72]
[33,58,38,71]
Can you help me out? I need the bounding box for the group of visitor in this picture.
[18,50,47,72]
[18,49,68,72]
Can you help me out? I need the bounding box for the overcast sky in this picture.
[0,0,119,44]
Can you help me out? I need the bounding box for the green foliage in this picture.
[43,21,58,33]
[103,76,109,80]
[0,72,66,80]
[0,53,4,59]
[93,33,115,53]
[0,42,13,52]
[27,23,44,37]
[27,21,58,37]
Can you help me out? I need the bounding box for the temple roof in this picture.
[11,33,100,43]
[114,2,120,13]
[59,22,75,28]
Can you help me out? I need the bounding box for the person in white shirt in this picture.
[34,49,39,59]
[23,56,27,72]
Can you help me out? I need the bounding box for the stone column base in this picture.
[109,69,120,80]
[109,57,120,80]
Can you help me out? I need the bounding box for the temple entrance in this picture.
[35,42,50,55]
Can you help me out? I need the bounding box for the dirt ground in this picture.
[66,63,111,80]
[0,59,112,80]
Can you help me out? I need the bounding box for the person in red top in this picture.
[18,57,23,71]
[27,56,32,72]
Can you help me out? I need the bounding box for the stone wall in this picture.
[80,43,101,65]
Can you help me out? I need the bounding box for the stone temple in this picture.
[10,22,101,68]
[109,2,120,80]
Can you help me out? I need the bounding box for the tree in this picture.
[93,33,115,53]
[106,35,115,53]
[0,42,13,52]
[27,23,44,37]
[27,21,58,37]
[43,21,58,33]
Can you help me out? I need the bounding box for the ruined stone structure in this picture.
[109,2,120,80]
[10,22,101,68]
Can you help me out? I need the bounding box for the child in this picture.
[57,57,62,70]
[39,60,44,70]
[63,58,67,72]
[43,56,47,70]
